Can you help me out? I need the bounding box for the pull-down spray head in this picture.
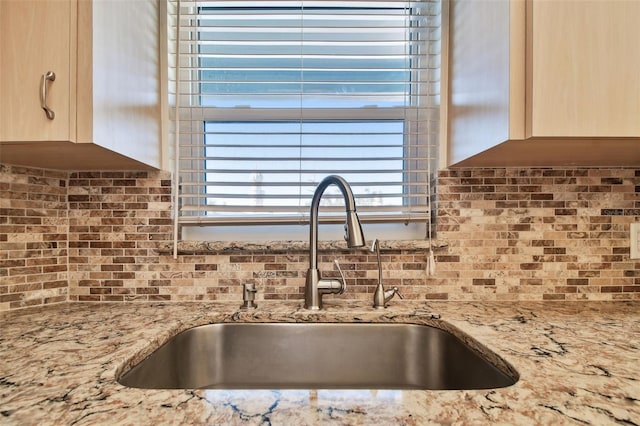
[345,211,365,248]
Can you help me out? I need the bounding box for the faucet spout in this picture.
[305,175,365,310]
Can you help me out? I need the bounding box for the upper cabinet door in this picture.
[448,0,640,167]
[0,0,73,142]
[528,0,640,138]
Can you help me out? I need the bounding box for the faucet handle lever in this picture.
[391,286,404,299]
[333,259,347,295]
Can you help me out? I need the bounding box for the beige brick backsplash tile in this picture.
[2,164,639,310]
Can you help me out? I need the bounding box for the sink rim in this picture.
[116,319,520,390]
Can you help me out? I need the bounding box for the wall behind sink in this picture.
[0,164,69,310]
[1,163,638,311]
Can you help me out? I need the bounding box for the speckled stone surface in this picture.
[1,301,639,425]
[157,239,445,254]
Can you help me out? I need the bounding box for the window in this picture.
[169,0,441,236]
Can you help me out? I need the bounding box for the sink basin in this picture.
[118,323,518,390]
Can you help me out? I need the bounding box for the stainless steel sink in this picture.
[118,323,518,390]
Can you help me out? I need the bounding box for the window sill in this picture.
[158,240,447,255]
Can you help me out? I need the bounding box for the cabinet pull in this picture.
[40,71,56,120]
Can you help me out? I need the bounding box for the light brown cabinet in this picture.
[0,0,74,142]
[0,0,163,170]
[447,0,640,167]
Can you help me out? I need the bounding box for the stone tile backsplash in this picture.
[1,163,638,311]
[436,168,639,301]
[0,164,68,311]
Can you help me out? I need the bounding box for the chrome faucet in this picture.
[370,238,403,309]
[305,175,365,310]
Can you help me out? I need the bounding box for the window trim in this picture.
[170,0,440,239]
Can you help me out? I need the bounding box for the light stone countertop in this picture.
[156,239,445,255]
[0,301,639,425]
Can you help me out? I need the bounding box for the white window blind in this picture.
[169,0,441,226]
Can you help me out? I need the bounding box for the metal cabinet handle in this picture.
[40,71,56,120]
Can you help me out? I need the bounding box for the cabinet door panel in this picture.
[0,0,72,142]
[530,0,640,137]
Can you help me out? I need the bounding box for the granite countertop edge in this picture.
[157,239,449,254]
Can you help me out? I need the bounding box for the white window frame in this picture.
[171,1,440,242]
